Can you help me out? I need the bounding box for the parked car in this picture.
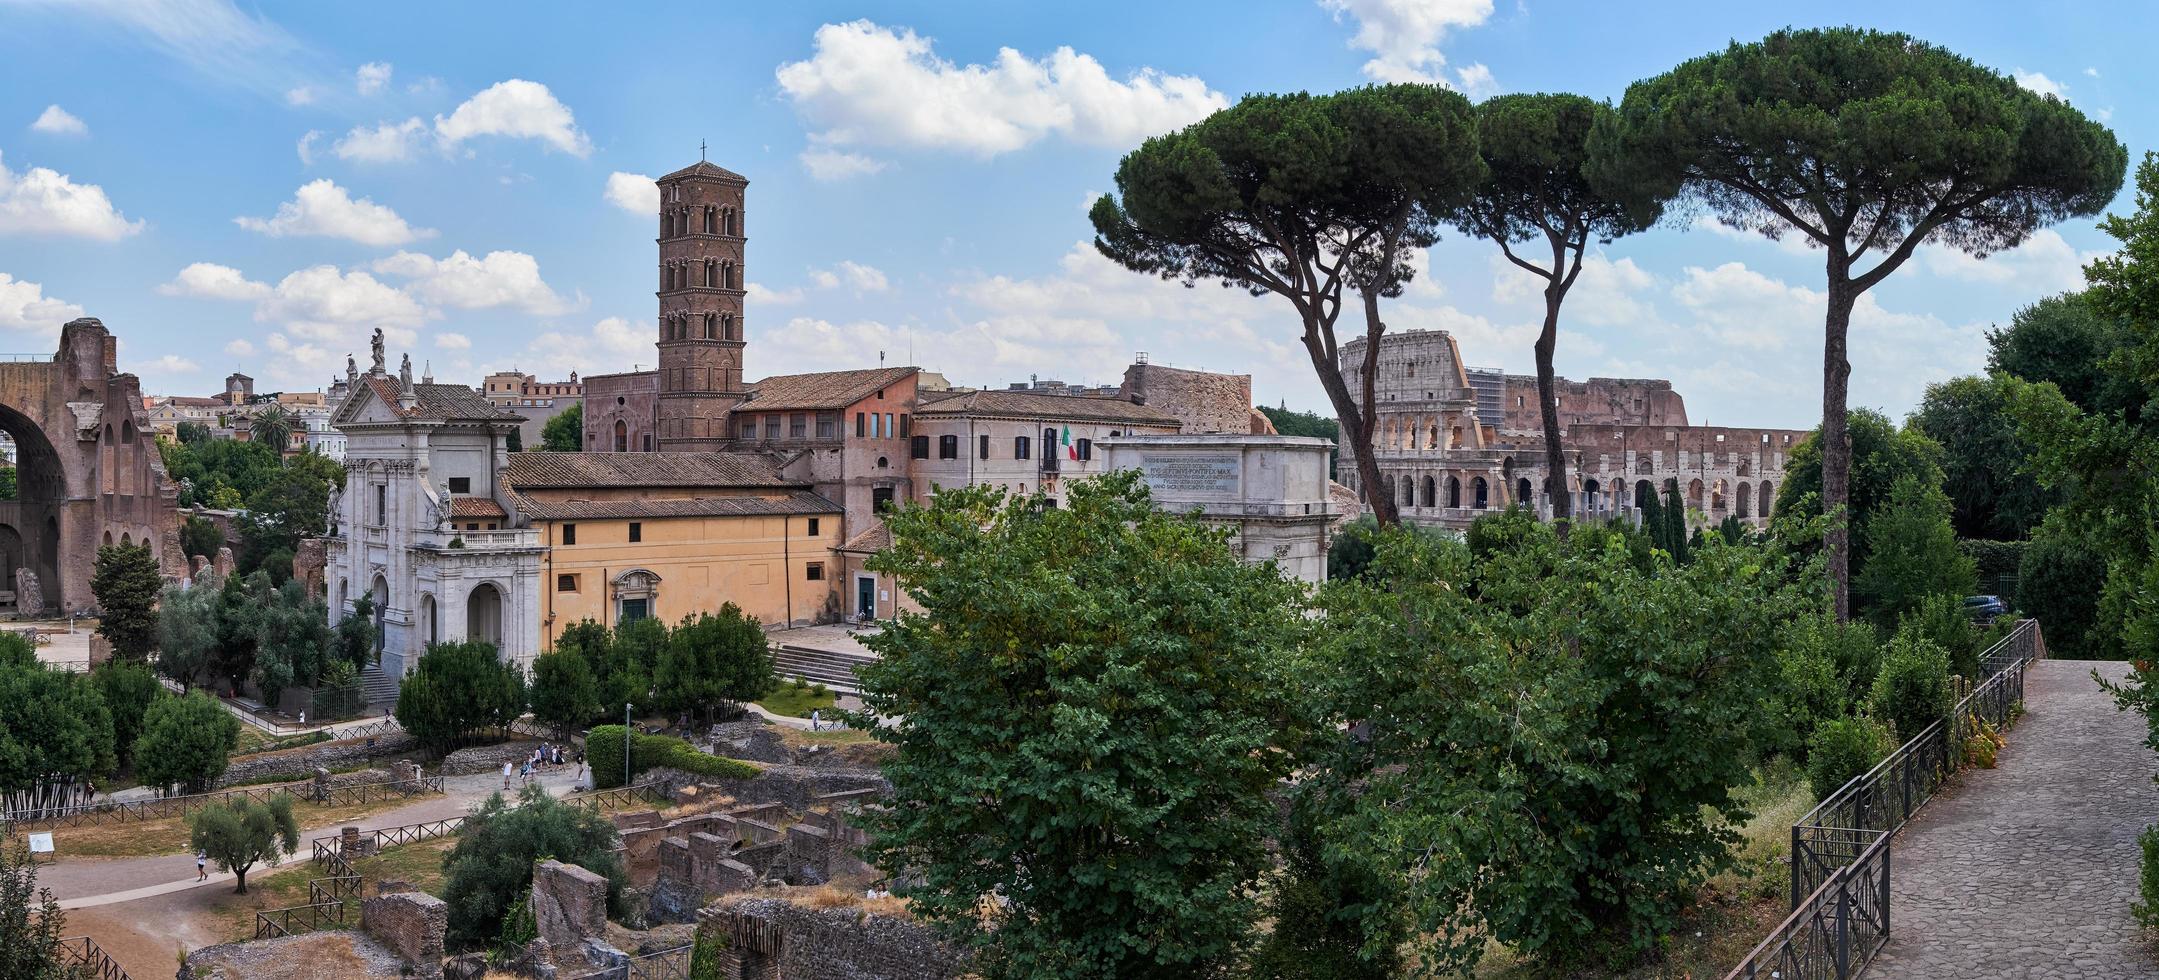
[1963,595,2007,624]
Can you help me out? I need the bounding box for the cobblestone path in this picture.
[1868,659,2159,979]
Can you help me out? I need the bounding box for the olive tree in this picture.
[1595,27,2124,619]
[1092,85,1485,525]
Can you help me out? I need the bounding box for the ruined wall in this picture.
[360,891,447,979]
[1118,363,1247,434]
[214,730,418,787]
[582,369,660,453]
[1500,375,1689,432]
[699,898,968,980]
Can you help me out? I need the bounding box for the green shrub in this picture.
[1897,593,1982,679]
[1957,538,2027,582]
[1869,634,1954,743]
[586,725,760,788]
[2018,523,2108,659]
[689,928,730,980]
[2136,824,2159,931]
[441,785,623,947]
[1806,716,1892,800]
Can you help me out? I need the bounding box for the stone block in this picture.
[359,890,448,978]
[213,546,235,579]
[532,859,610,950]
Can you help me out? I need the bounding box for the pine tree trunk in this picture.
[1302,312,1398,526]
[1822,282,1859,623]
[1536,287,1571,537]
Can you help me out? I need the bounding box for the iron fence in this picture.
[627,944,695,980]
[561,781,671,812]
[3,771,444,829]
[1724,831,1892,980]
[53,936,131,980]
[253,898,349,940]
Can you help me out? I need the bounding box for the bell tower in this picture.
[654,160,749,451]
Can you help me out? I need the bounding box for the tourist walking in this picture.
[195,851,208,882]
[502,761,513,789]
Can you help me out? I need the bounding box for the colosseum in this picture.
[1337,330,1812,530]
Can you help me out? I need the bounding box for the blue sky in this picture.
[0,1,2138,427]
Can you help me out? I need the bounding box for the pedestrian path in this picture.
[1868,659,2159,979]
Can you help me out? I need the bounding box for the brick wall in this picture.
[1120,363,1250,434]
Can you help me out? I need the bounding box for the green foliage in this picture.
[857,474,1305,979]
[1767,615,1879,760]
[187,793,299,894]
[247,406,294,453]
[440,784,624,947]
[654,604,775,721]
[1300,518,1810,972]
[1464,505,1542,562]
[394,641,526,757]
[0,465,16,502]
[209,573,267,693]
[1959,539,2027,584]
[91,543,162,661]
[135,690,240,794]
[1987,292,2145,421]
[1854,474,1978,625]
[93,660,164,770]
[0,832,70,980]
[333,593,378,669]
[1805,716,1892,801]
[688,928,727,980]
[176,420,214,445]
[540,401,583,452]
[238,454,342,582]
[160,435,283,510]
[0,657,116,792]
[584,725,758,789]
[1910,375,2058,539]
[1776,410,1946,574]
[1869,634,1954,743]
[529,646,601,736]
[1258,405,1339,478]
[1327,516,1380,581]
[154,581,219,688]
[252,579,334,709]
[180,515,225,561]
[2136,825,2159,931]
[504,425,523,453]
[1092,85,1485,525]
[1249,819,1403,980]
[1898,593,1985,680]
[2016,522,2109,659]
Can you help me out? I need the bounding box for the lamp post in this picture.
[623,702,632,789]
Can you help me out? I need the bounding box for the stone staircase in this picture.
[770,643,875,696]
[357,664,401,707]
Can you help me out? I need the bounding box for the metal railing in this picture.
[3,771,442,829]
[562,781,671,812]
[253,899,349,940]
[53,936,131,980]
[625,944,695,980]
[1724,619,2043,980]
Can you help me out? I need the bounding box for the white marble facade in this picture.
[322,338,543,679]
[1102,434,1337,583]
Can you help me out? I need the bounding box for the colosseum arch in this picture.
[0,318,183,614]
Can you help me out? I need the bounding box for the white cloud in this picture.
[296,129,321,165]
[255,264,427,343]
[1691,215,1816,257]
[224,338,255,357]
[285,85,315,106]
[2085,67,2101,78]
[1490,252,1656,328]
[1453,63,1499,99]
[807,261,889,294]
[30,105,88,137]
[1671,262,1816,350]
[0,150,141,239]
[333,118,426,163]
[604,172,657,214]
[1918,228,2100,295]
[0,272,84,338]
[510,316,653,377]
[435,331,471,350]
[775,21,1227,157]
[234,179,434,246]
[433,79,591,157]
[158,262,271,300]
[356,61,392,95]
[38,0,306,100]
[1319,0,1495,85]
[745,282,804,305]
[2013,69,2066,99]
[369,249,581,315]
[145,354,200,373]
[800,148,887,181]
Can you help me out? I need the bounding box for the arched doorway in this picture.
[1584,478,1601,515]
[1518,478,1533,510]
[420,593,438,645]
[1446,476,1461,509]
[1472,477,1489,510]
[1420,476,1436,508]
[1759,481,1775,517]
[370,574,389,654]
[613,420,628,453]
[1635,479,1654,512]
[1737,482,1753,518]
[466,583,503,651]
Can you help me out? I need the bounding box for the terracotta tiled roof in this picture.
[449,497,506,518]
[740,367,917,412]
[658,160,750,183]
[505,451,794,489]
[839,522,891,554]
[914,389,1182,426]
[510,490,840,522]
[349,375,522,423]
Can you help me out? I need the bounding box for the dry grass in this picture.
[202,856,349,944]
[776,724,877,748]
[719,884,912,919]
[50,793,428,858]
[346,837,456,896]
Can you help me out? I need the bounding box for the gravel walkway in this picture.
[1868,659,2159,979]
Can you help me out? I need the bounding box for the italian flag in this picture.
[1063,425,1077,460]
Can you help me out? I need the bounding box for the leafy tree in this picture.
[92,660,163,771]
[0,466,16,502]
[1303,520,1806,971]
[1455,93,1666,530]
[0,657,116,793]
[857,473,1306,978]
[394,641,525,757]
[1776,409,1946,581]
[333,593,378,668]
[1988,292,2144,421]
[1909,375,2055,539]
[2017,520,2109,659]
[187,794,299,893]
[1869,633,1954,743]
[610,616,667,706]
[1806,715,1892,800]
[180,516,225,562]
[1767,614,1879,761]
[246,405,294,453]
[1599,26,2125,620]
[91,543,162,661]
[1853,474,1978,625]
[440,784,623,946]
[1258,404,1340,478]
[154,581,218,689]
[529,646,602,736]
[176,420,214,445]
[1326,515,1380,581]
[1249,816,1403,980]
[239,457,342,582]
[655,604,774,723]
[253,580,333,708]
[505,425,523,453]
[209,572,266,694]
[1092,85,1486,525]
[134,690,240,794]
[0,831,70,980]
[540,401,583,452]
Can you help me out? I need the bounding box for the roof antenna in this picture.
[700,139,707,162]
[879,350,885,368]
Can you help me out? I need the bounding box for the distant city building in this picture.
[482,369,584,449]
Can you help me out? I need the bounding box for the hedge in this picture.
[587,725,760,788]
[1957,538,2027,579]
